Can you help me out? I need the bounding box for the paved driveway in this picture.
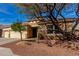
[0,47,16,56]
[0,38,19,45]
[0,38,19,56]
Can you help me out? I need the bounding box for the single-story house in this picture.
[2,19,40,39]
[2,18,79,40]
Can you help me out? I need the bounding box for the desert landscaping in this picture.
[0,3,79,56]
[0,39,79,56]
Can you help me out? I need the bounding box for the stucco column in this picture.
[8,30,10,38]
[2,31,4,38]
[36,27,40,43]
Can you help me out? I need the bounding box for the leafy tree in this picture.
[11,21,26,40]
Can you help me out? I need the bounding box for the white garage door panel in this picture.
[5,32,9,38]
[4,31,27,39]
[10,31,20,39]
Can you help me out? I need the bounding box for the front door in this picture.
[32,27,37,38]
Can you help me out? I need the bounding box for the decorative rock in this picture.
[26,42,32,45]
[16,41,26,47]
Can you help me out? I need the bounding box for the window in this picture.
[54,26,60,33]
[47,25,60,34]
[47,25,54,34]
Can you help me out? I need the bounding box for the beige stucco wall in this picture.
[74,24,79,36]
[60,22,79,36]
[27,21,39,27]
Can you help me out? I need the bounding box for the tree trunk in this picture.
[45,35,53,47]
[20,32,23,41]
[9,30,10,38]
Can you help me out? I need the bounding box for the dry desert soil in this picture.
[0,40,79,56]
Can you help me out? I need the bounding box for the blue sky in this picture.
[0,3,27,25]
[0,3,78,25]
[52,3,78,19]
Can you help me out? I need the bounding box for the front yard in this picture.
[0,40,79,56]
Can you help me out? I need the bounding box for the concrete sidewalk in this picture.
[0,47,17,56]
[0,38,19,45]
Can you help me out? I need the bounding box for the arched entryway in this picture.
[26,24,38,38]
